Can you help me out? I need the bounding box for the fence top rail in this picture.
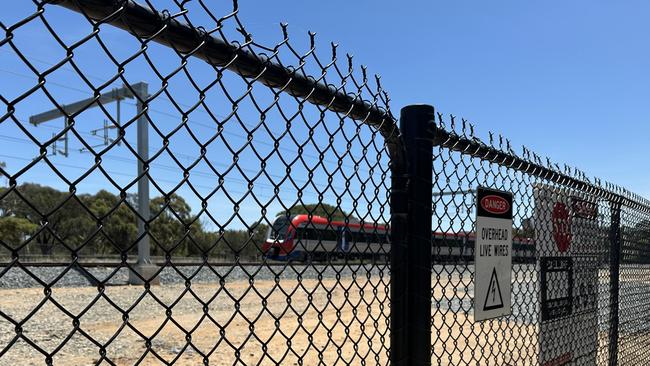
[430,121,650,214]
[50,0,398,140]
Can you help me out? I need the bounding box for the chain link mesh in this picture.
[428,116,650,365]
[2,1,650,366]
[1,1,395,364]
[617,203,650,364]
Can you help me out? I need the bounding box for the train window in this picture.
[295,228,306,240]
[297,227,390,243]
[360,228,380,241]
[269,217,291,240]
[354,231,368,243]
[299,227,338,242]
[325,229,337,241]
[303,228,316,240]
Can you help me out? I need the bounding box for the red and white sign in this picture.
[534,186,601,366]
[552,202,571,253]
[474,187,513,321]
[480,195,510,215]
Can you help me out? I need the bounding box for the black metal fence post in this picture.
[390,105,435,366]
[609,199,622,366]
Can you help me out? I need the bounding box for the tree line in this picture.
[0,184,268,259]
[0,184,356,260]
[4,184,648,262]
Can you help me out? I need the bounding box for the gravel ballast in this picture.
[0,263,390,289]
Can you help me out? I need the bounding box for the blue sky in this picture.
[237,0,649,196]
[1,1,648,231]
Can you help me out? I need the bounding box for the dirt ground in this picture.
[0,270,613,366]
[3,276,391,366]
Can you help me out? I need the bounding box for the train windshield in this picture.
[268,216,293,240]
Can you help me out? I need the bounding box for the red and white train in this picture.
[262,214,535,263]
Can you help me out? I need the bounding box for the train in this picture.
[262,214,536,263]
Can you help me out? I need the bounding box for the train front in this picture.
[262,215,297,260]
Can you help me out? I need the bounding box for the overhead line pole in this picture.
[29,82,155,284]
[134,82,151,266]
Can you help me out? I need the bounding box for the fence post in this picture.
[391,104,435,366]
[608,199,622,366]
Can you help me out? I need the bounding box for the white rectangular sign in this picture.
[474,187,513,321]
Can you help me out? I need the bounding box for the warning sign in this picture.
[474,187,513,321]
[483,268,504,310]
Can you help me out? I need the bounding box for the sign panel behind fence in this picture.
[534,186,602,365]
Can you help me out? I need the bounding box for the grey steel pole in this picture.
[26,80,154,271]
[134,82,151,265]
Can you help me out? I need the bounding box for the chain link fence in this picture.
[1,0,395,364]
[1,1,649,366]
[423,121,650,365]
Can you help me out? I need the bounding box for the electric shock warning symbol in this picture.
[483,267,504,311]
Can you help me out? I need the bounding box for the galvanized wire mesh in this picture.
[0,0,395,364]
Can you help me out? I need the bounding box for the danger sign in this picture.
[474,187,513,321]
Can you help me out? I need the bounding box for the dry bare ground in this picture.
[1,276,391,366]
[0,269,618,365]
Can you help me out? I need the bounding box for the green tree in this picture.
[149,193,205,256]
[191,228,220,257]
[277,203,354,221]
[0,184,93,255]
[86,190,137,255]
[0,216,38,252]
[222,222,268,259]
[0,183,271,261]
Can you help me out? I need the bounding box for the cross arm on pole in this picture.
[28,82,147,125]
